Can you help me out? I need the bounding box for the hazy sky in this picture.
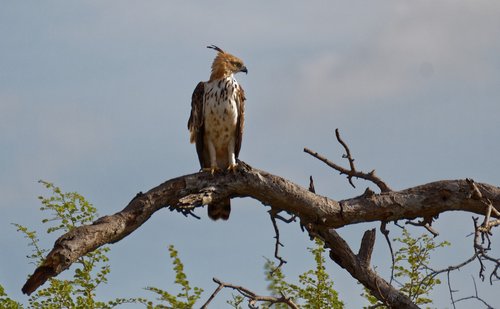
[1,1,499,308]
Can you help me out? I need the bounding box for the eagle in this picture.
[188,45,247,220]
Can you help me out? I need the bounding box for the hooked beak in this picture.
[240,66,248,74]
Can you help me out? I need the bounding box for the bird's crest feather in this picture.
[207,45,225,54]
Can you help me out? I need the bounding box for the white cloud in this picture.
[292,1,500,112]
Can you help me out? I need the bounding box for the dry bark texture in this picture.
[22,162,500,308]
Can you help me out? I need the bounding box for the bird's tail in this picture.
[207,198,231,221]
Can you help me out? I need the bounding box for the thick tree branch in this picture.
[358,229,376,267]
[317,227,419,308]
[22,162,500,307]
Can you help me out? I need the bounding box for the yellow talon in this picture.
[227,163,238,172]
[203,167,220,175]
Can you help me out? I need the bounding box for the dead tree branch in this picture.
[308,175,316,193]
[21,162,500,307]
[417,214,499,300]
[380,221,396,285]
[452,276,495,309]
[201,278,299,309]
[421,253,479,291]
[473,217,500,284]
[269,209,288,272]
[304,128,392,193]
[405,216,440,237]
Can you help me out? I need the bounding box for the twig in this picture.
[447,271,457,309]
[453,276,495,309]
[200,279,225,309]
[335,128,357,187]
[418,215,498,293]
[479,199,500,234]
[421,253,479,289]
[273,213,297,224]
[269,210,288,273]
[405,217,439,237]
[393,220,404,229]
[201,278,299,309]
[463,180,500,285]
[414,184,499,302]
[304,129,391,193]
[308,175,316,193]
[472,217,500,284]
[380,221,395,285]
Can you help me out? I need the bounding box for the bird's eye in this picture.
[231,61,241,68]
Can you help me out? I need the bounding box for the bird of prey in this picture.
[188,45,247,220]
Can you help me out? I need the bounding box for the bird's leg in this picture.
[203,140,220,174]
[227,138,238,173]
[227,161,238,172]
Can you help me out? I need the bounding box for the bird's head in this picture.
[208,45,247,81]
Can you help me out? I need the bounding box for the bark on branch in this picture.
[317,228,419,308]
[22,162,500,307]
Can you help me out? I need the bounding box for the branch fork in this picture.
[304,128,391,193]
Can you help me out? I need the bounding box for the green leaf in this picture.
[144,245,203,308]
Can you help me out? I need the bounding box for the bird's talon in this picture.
[203,167,220,175]
[227,163,238,173]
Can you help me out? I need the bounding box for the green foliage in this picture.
[363,228,450,308]
[261,238,344,309]
[12,223,47,266]
[38,180,97,234]
[0,284,23,308]
[144,245,203,309]
[227,294,245,309]
[2,180,203,308]
[293,238,343,308]
[262,257,291,309]
[8,181,145,308]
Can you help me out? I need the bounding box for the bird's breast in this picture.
[203,78,239,145]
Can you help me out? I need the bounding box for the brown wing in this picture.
[234,85,246,159]
[188,82,209,168]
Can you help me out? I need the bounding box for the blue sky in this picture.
[1,1,499,308]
